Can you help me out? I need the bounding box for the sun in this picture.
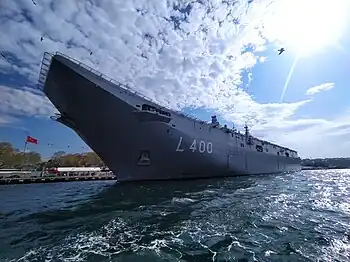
[263,0,349,56]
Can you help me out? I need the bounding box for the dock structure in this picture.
[0,167,117,185]
[0,174,117,185]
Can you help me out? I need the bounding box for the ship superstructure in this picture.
[38,52,301,181]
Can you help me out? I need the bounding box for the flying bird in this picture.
[40,36,44,41]
[278,48,285,55]
[0,53,6,59]
[32,0,36,5]
[90,51,92,55]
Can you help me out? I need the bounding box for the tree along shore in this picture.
[0,142,105,170]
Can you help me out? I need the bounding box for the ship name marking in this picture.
[176,137,185,152]
[176,137,212,154]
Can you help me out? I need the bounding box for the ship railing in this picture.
[37,52,299,153]
[37,52,54,91]
[56,51,162,103]
[40,53,300,153]
[40,51,203,123]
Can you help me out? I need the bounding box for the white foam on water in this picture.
[171,197,196,204]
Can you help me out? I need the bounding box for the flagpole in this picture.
[23,140,28,153]
[22,138,28,169]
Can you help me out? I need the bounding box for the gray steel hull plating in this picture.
[43,55,301,181]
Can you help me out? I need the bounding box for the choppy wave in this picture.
[1,170,349,261]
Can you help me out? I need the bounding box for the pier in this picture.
[0,167,117,185]
[0,174,117,185]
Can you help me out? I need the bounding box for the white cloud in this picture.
[306,82,335,96]
[0,115,17,125]
[251,115,350,158]
[0,0,347,158]
[0,85,57,119]
[0,0,279,111]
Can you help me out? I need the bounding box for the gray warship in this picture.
[38,52,301,181]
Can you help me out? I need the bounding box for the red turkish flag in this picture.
[26,135,38,144]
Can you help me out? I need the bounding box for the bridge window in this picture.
[285,152,289,157]
[142,104,171,117]
[240,143,244,147]
[256,145,263,152]
[142,104,156,111]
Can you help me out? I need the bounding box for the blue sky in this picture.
[1,0,350,159]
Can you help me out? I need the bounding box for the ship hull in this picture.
[43,54,301,182]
